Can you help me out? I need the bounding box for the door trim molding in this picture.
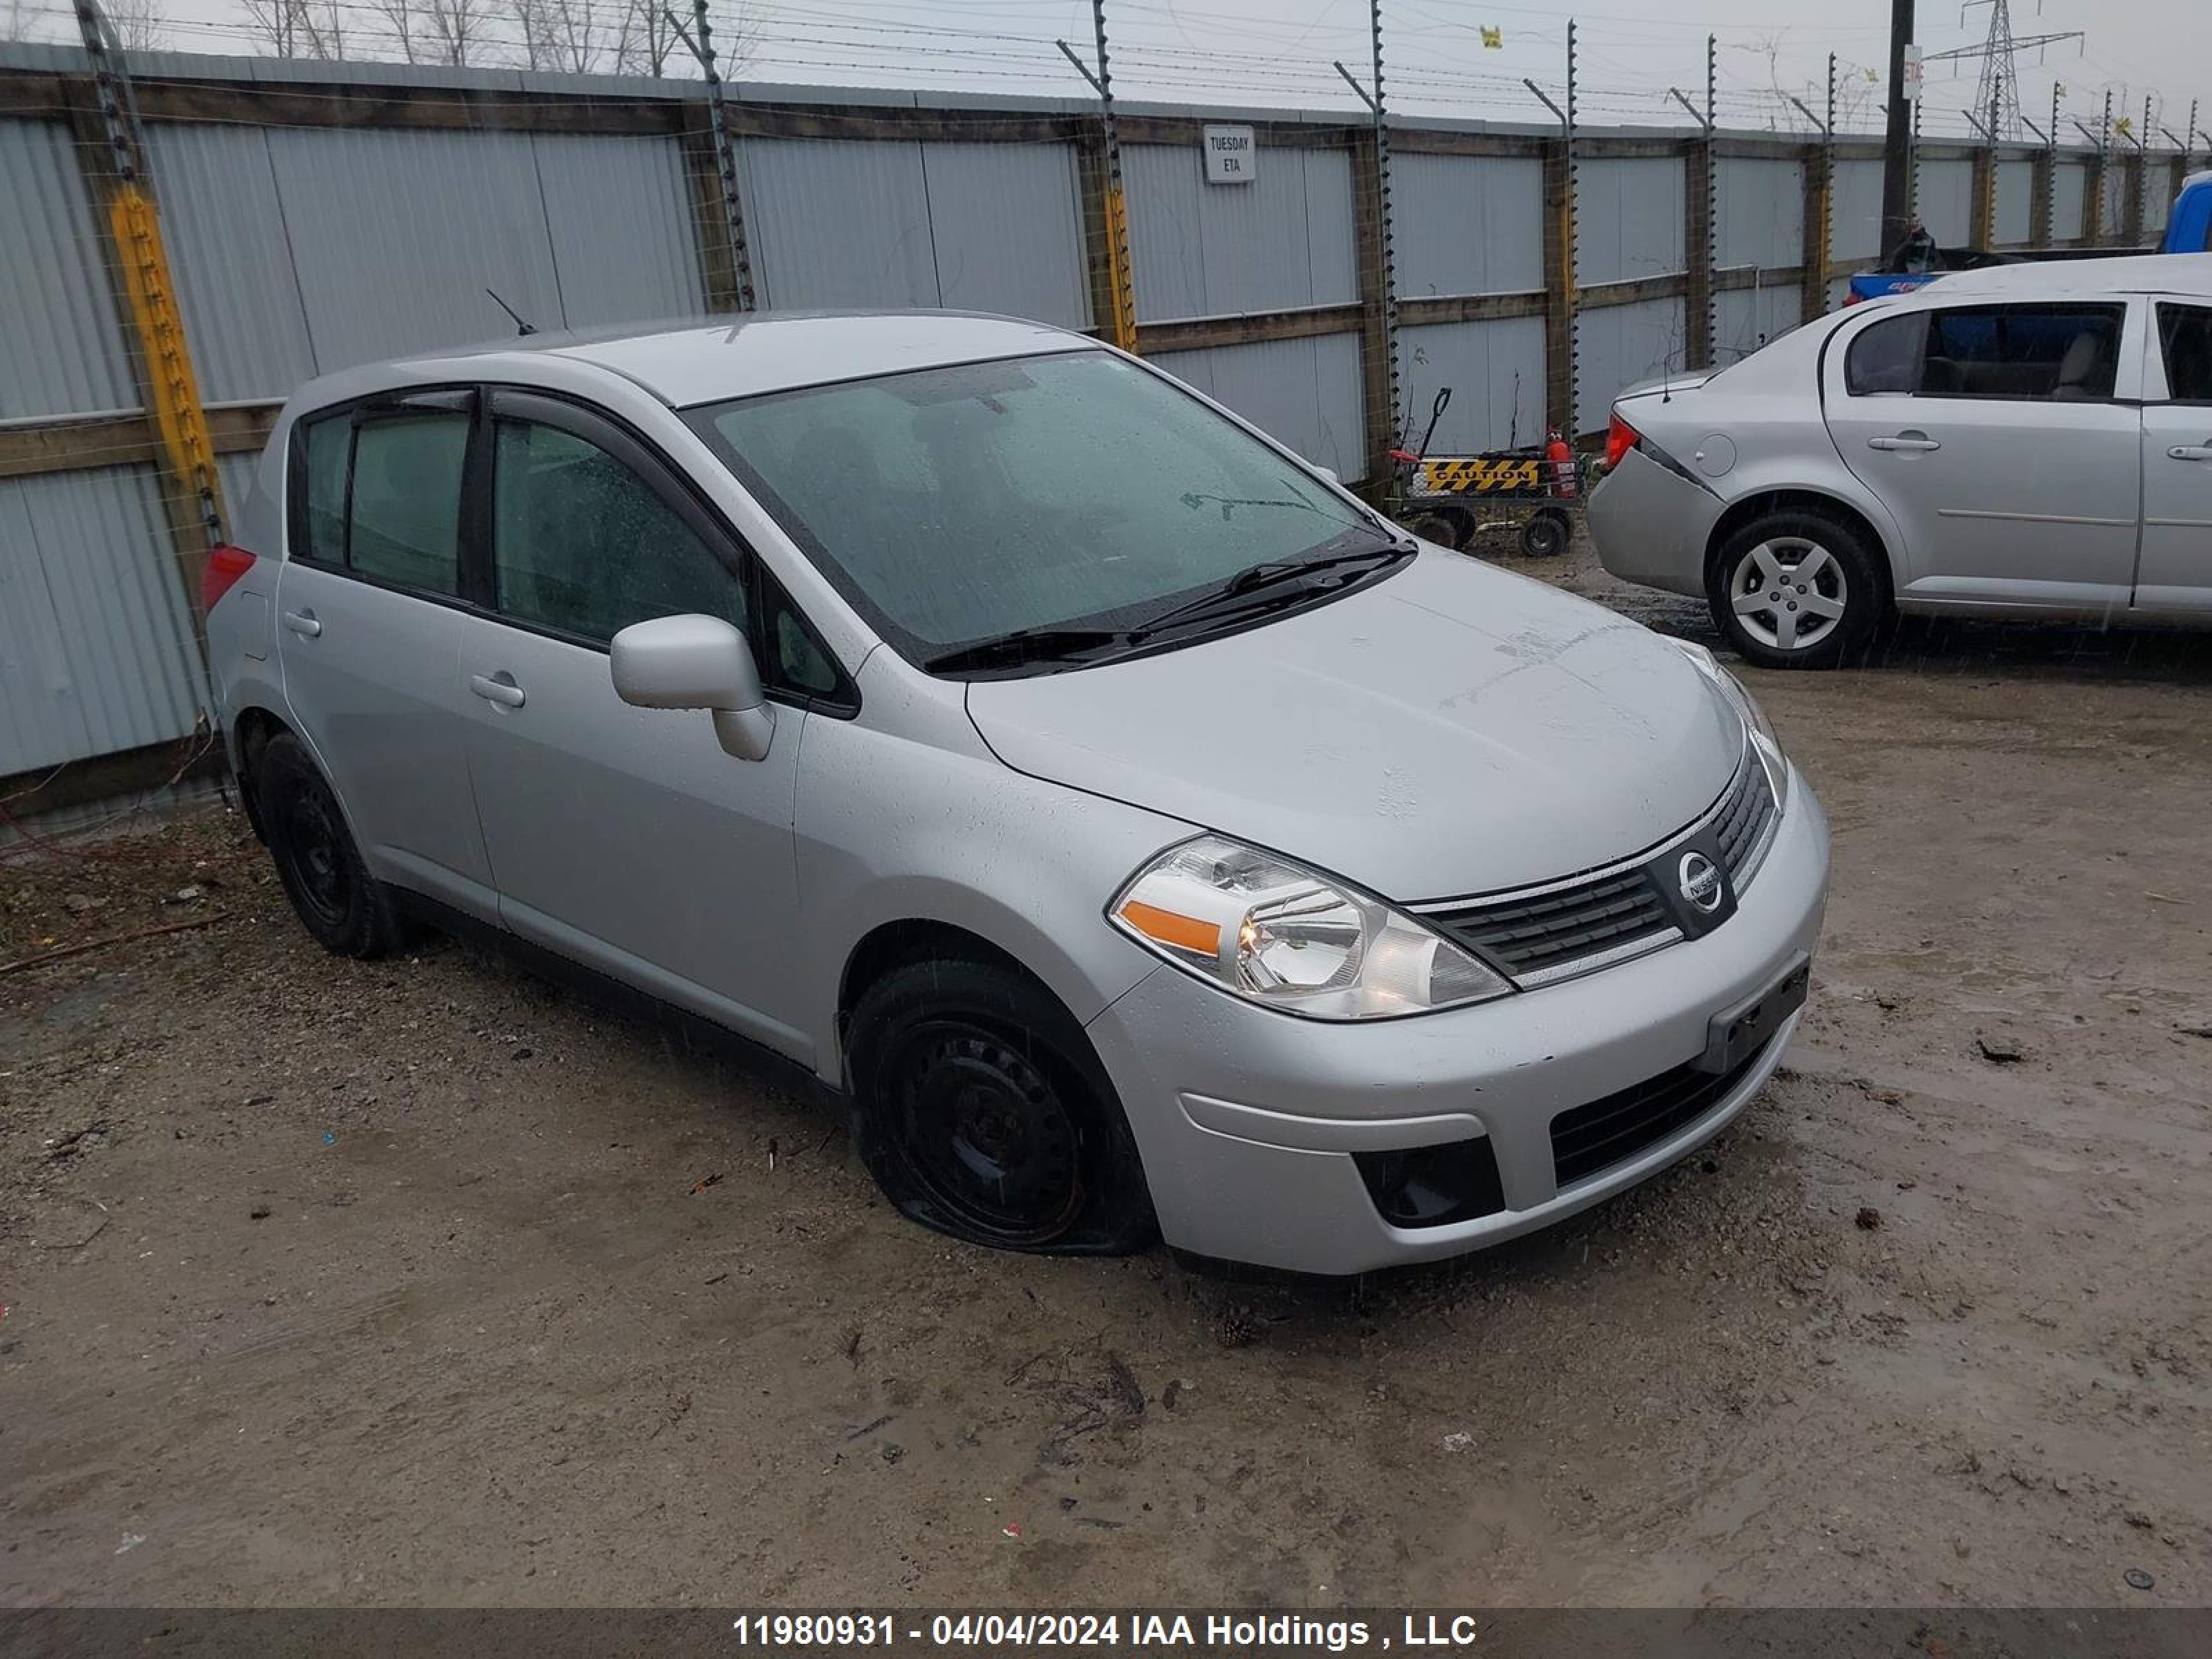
[1934,507,2136,527]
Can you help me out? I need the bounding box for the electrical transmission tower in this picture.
[1924,0,2082,140]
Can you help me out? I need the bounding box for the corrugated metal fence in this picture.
[0,41,2195,792]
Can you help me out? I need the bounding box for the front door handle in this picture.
[469,672,526,709]
[2168,443,2212,462]
[1868,433,1942,453]
[281,609,321,637]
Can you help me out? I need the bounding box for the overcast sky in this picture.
[17,0,2208,147]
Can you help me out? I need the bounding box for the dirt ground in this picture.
[3,538,2209,1612]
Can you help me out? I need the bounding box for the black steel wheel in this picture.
[887,1020,1084,1242]
[255,732,407,958]
[848,956,1154,1255]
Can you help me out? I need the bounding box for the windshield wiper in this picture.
[1134,545,1409,641]
[922,626,1132,675]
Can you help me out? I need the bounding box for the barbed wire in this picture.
[6,0,2191,146]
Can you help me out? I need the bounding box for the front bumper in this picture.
[1587,444,1727,601]
[1085,770,1830,1275]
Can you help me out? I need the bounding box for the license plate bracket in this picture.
[1695,953,1810,1074]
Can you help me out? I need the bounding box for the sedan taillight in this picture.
[1604,413,1640,472]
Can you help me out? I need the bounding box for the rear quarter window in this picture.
[1844,313,1927,394]
[1846,303,2124,400]
[299,415,349,565]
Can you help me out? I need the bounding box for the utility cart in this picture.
[1390,388,1580,559]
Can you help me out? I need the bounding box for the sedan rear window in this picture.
[1846,303,2126,401]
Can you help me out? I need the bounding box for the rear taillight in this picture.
[201,543,256,613]
[1843,290,1864,306]
[1604,413,1640,472]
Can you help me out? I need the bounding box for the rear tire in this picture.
[847,957,1155,1255]
[1707,509,1888,670]
[256,733,407,958]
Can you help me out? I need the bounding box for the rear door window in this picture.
[1846,303,2126,400]
[349,413,468,594]
[2157,303,2212,402]
[290,402,469,598]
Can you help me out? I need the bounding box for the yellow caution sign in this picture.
[1419,456,1544,495]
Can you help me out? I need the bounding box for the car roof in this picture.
[1918,252,2212,300]
[359,310,1097,409]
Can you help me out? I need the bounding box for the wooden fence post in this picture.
[1683,134,1715,371]
[1800,142,1832,319]
[1539,137,1577,437]
[62,10,225,665]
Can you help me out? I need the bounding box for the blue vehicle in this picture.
[1843,169,2212,306]
[2164,168,2212,256]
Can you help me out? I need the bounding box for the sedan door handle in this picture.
[281,609,321,637]
[1867,434,1942,453]
[469,672,526,709]
[2168,444,2212,462]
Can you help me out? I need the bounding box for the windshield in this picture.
[686,350,1387,666]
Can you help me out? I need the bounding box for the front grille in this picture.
[1418,746,1779,988]
[1428,868,1672,980]
[1714,755,1777,880]
[1548,1043,1766,1188]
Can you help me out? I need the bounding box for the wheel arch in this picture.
[1703,488,1897,602]
[835,916,1112,1091]
[834,914,1157,1255]
[230,703,297,841]
[841,918,1035,1025]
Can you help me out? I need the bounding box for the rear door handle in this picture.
[1868,434,1942,453]
[281,609,321,637]
[469,672,526,709]
[2168,444,2212,462]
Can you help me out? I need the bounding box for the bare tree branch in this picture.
[236,0,344,59]
[614,0,676,76]
[508,0,607,73]
[419,0,489,65]
[370,0,421,62]
[104,0,167,52]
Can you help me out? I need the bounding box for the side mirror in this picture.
[610,614,775,762]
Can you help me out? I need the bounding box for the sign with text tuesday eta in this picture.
[1202,125,1255,184]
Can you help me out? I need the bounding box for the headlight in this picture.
[1670,639,1790,809]
[1108,835,1512,1020]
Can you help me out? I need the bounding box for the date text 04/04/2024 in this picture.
[729,1613,1484,1650]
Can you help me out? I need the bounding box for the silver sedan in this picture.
[1588,256,2212,668]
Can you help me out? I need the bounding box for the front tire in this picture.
[847,957,1154,1255]
[1707,509,1887,670]
[255,733,407,958]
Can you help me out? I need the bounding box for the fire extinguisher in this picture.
[1545,429,1579,499]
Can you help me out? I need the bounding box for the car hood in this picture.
[964,551,1745,901]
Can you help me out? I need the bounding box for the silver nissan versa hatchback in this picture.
[205,312,1829,1276]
